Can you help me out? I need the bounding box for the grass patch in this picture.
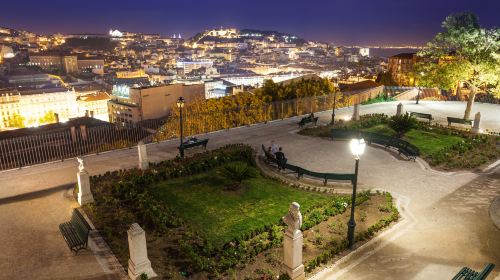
[150,166,330,247]
[361,94,396,105]
[403,129,464,155]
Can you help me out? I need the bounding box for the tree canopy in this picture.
[417,12,500,118]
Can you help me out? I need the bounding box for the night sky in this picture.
[2,0,499,45]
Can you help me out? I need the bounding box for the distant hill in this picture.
[189,28,308,46]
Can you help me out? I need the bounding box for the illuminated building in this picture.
[115,69,147,79]
[0,87,78,129]
[108,83,205,125]
[388,53,417,86]
[109,29,123,37]
[0,45,14,59]
[28,52,78,74]
[76,91,111,121]
[221,73,305,87]
[207,28,238,38]
[77,56,105,74]
[359,48,370,57]
[62,55,78,73]
[29,53,64,70]
[175,59,216,76]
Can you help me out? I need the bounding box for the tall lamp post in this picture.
[331,91,337,125]
[177,97,185,158]
[347,138,366,249]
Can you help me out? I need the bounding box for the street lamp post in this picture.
[347,138,366,249]
[331,91,337,125]
[176,97,185,158]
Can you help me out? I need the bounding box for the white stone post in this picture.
[127,223,157,280]
[77,158,93,205]
[396,103,403,117]
[352,104,360,121]
[137,141,149,170]
[471,112,481,134]
[283,202,305,280]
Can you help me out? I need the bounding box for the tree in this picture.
[9,113,25,128]
[375,71,397,86]
[39,110,57,124]
[418,12,500,119]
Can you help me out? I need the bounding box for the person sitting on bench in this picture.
[275,147,287,170]
[271,140,279,155]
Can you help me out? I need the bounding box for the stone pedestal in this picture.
[283,229,305,280]
[77,170,94,205]
[352,104,360,121]
[128,223,157,280]
[137,142,149,170]
[471,112,481,134]
[396,103,403,117]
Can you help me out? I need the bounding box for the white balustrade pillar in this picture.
[127,223,157,279]
[137,141,149,170]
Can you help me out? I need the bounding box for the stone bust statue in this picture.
[283,202,302,233]
[77,157,85,172]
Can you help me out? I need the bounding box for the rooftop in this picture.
[389,52,416,59]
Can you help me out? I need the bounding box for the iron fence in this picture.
[0,92,367,171]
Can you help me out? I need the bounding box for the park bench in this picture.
[447,117,473,128]
[59,209,91,254]
[409,112,433,124]
[451,263,495,280]
[332,129,419,161]
[260,147,356,185]
[179,138,209,154]
[261,144,277,164]
[298,115,319,128]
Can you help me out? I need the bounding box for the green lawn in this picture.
[403,129,464,155]
[359,124,465,156]
[150,168,331,247]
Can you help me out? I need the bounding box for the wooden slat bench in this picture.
[409,112,433,124]
[451,263,495,280]
[59,209,91,254]
[298,116,319,128]
[447,117,473,128]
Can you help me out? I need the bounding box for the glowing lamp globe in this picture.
[350,138,366,159]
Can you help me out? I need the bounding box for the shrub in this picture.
[218,161,257,190]
[388,114,417,138]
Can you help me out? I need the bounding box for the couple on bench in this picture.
[267,143,287,170]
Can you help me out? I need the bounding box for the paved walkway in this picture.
[0,101,498,279]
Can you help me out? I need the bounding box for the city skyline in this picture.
[2,0,500,45]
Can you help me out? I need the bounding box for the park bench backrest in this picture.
[452,264,495,280]
[475,263,495,280]
[70,210,90,240]
[447,117,473,126]
[410,112,432,120]
[331,129,419,157]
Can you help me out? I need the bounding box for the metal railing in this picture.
[0,91,374,171]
